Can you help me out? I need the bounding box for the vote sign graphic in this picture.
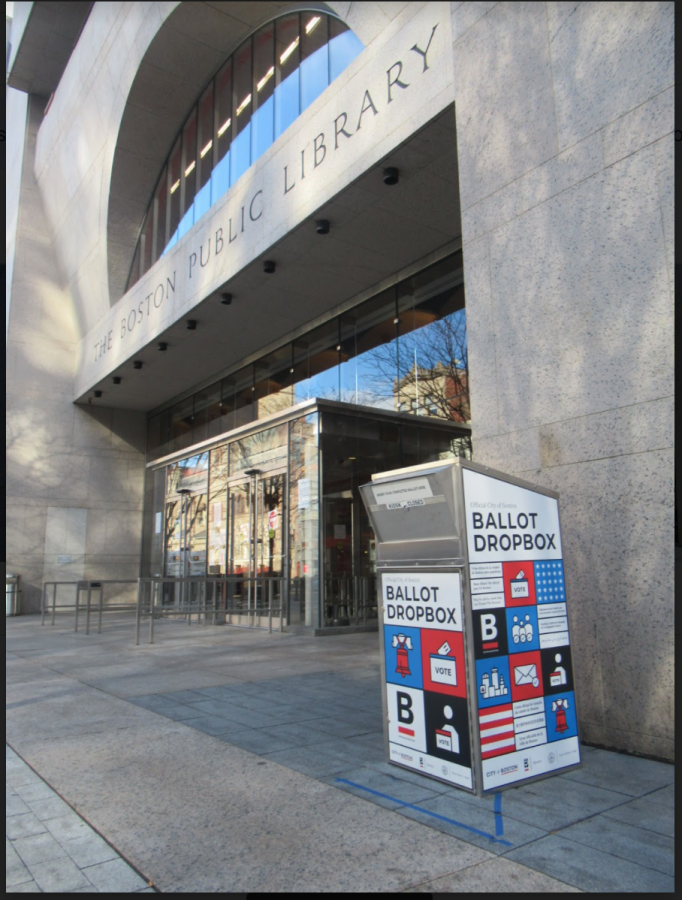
[382,571,472,790]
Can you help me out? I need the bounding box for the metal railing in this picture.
[136,575,285,644]
[41,580,139,633]
[324,575,378,627]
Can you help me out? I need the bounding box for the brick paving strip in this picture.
[6,745,156,893]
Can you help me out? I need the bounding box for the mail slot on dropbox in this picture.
[360,458,581,796]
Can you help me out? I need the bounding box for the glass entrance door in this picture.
[227,470,286,617]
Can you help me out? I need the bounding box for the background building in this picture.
[6,1,674,761]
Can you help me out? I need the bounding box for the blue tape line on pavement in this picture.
[335,778,513,846]
[494,791,504,836]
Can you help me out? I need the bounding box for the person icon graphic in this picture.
[549,653,567,686]
[435,704,460,753]
[512,616,521,644]
[523,614,534,642]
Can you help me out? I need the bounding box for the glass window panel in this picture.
[195,83,214,222]
[300,12,329,111]
[275,14,300,138]
[213,58,232,204]
[207,445,228,574]
[178,108,197,239]
[153,164,167,264]
[141,467,166,577]
[141,210,153,275]
[170,396,194,453]
[231,37,252,184]
[166,136,182,252]
[252,23,275,161]
[127,241,141,291]
[230,424,287,474]
[289,414,319,627]
[329,16,364,81]
[193,385,220,445]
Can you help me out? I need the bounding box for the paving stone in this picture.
[557,814,675,877]
[6,840,34,887]
[601,793,675,837]
[6,880,42,892]
[11,830,68,866]
[6,812,49,840]
[14,780,57,802]
[396,792,546,856]
[24,794,72,820]
[62,832,120,867]
[6,794,31,816]
[82,857,149,892]
[507,834,675,892]
[28,855,91,892]
[44,811,92,842]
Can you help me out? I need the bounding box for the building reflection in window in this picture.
[147,253,469,462]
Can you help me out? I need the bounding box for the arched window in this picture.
[126,11,363,292]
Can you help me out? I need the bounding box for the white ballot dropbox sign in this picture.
[359,459,581,794]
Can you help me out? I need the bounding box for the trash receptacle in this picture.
[6,574,21,616]
[360,458,581,795]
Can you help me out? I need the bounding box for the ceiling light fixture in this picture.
[158,342,168,351]
[200,140,213,158]
[316,219,330,234]
[306,16,321,34]
[133,360,143,369]
[94,390,102,398]
[383,167,399,185]
[220,292,233,305]
[112,376,121,384]
[263,260,276,274]
[217,118,231,137]
[186,319,197,330]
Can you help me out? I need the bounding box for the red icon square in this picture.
[503,561,536,606]
[509,649,544,703]
[420,629,467,698]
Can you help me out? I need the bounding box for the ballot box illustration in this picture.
[360,459,581,795]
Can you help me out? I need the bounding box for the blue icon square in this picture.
[534,560,566,604]
[544,690,578,742]
[506,606,540,653]
[384,625,422,689]
[475,656,512,709]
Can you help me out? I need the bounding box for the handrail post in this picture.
[85,582,92,634]
[41,583,46,626]
[150,581,155,645]
[74,582,80,632]
[97,583,104,633]
[52,583,57,626]
[135,577,142,646]
[279,576,283,633]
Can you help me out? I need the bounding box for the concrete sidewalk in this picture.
[6,614,674,892]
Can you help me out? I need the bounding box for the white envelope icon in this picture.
[514,664,537,685]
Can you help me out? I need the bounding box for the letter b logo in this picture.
[481,614,498,641]
[397,692,414,724]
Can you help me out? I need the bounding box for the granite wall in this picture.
[453,0,674,758]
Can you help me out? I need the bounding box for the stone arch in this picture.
[106,1,400,304]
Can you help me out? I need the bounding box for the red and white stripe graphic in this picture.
[479,704,515,759]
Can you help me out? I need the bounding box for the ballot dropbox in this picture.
[359,459,581,795]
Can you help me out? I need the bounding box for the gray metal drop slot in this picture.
[359,457,581,795]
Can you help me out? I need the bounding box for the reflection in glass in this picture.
[127,12,363,292]
[145,253,469,463]
[289,414,319,626]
